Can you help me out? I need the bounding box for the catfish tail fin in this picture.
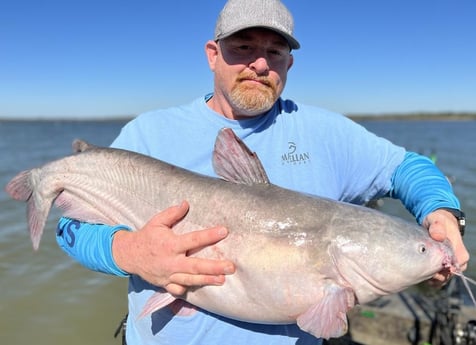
[5,169,55,250]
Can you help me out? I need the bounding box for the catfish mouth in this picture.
[440,240,459,273]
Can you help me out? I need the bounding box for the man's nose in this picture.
[249,56,270,75]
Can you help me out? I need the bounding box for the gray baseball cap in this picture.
[214,0,300,50]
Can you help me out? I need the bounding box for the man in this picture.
[56,0,469,344]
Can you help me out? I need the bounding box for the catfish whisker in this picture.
[454,272,476,307]
[458,274,476,287]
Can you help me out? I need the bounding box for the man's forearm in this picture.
[389,151,460,224]
[56,217,130,276]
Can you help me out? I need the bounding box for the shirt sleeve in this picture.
[56,217,131,276]
[388,151,460,224]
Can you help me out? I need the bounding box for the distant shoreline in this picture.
[348,112,476,121]
[0,117,132,123]
[1,112,475,122]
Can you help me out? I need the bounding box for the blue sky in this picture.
[1,0,475,119]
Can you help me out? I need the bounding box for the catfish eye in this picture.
[418,244,427,254]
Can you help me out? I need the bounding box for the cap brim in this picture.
[216,26,300,50]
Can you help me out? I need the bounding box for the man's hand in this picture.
[112,201,235,296]
[423,209,470,285]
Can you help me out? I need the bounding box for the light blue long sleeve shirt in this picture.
[57,95,459,345]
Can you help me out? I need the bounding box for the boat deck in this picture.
[326,279,476,345]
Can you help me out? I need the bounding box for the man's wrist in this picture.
[438,207,466,236]
[112,229,136,274]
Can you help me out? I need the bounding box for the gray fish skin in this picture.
[5,128,456,339]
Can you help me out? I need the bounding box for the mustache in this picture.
[236,72,273,88]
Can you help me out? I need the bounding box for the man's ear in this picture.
[287,53,294,71]
[205,40,219,72]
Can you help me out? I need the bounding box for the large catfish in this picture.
[5,128,457,339]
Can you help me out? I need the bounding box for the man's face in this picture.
[206,28,294,119]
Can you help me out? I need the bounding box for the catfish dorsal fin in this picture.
[72,139,96,153]
[212,128,269,185]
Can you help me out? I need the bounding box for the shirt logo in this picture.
[282,142,310,165]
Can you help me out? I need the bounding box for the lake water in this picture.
[1,119,475,344]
